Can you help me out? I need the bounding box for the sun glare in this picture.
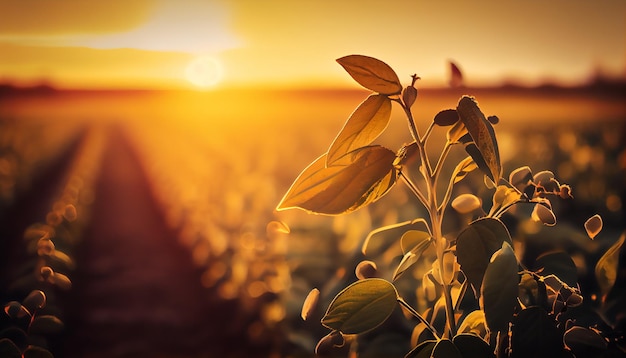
[185,55,223,89]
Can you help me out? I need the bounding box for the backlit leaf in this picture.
[405,340,436,358]
[451,156,478,185]
[277,145,397,215]
[456,218,512,297]
[563,326,608,352]
[362,218,429,257]
[301,288,320,321]
[453,333,494,358]
[534,251,578,287]
[355,260,378,280]
[432,339,462,358]
[327,94,392,165]
[457,310,488,338]
[532,202,556,226]
[29,315,64,334]
[321,278,397,334]
[584,214,602,239]
[447,120,468,143]
[490,185,521,216]
[434,109,459,126]
[336,55,402,95]
[457,96,501,183]
[480,242,519,333]
[22,290,46,312]
[509,166,533,192]
[452,193,482,214]
[595,232,625,299]
[393,233,432,281]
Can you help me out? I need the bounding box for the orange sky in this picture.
[0,0,624,89]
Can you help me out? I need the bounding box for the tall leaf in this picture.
[456,218,512,298]
[456,96,501,183]
[277,146,397,215]
[321,278,397,334]
[327,94,392,165]
[336,55,402,95]
[595,232,625,299]
[481,242,519,334]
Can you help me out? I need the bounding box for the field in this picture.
[1,85,624,357]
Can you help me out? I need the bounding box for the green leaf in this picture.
[457,96,501,183]
[29,315,64,335]
[277,145,397,215]
[456,218,512,297]
[434,109,460,126]
[432,339,462,358]
[0,338,21,358]
[321,278,397,334]
[393,232,432,281]
[405,340,436,358]
[595,232,625,299]
[534,251,578,287]
[327,94,392,165]
[480,242,519,333]
[336,55,402,95]
[452,333,494,358]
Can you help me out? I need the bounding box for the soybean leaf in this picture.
[595,232,625,299]
[457,96,501,183]
[277,145,397,215]
[29,315,64,335]
[432,339,462,358]
[327,94,392,165]
[393,232,432,281]
[451,156,478,185]
[480,242,519,334]
[456,218,512,298]
[447,120,468,143]
[490,185,521,216]
[362,218,429,257]
[321,278,397,334]
[534,251,578,287]
[0,338,21,358]
[434,109,460,126]
[336,55,402,95]
[457,310,488,339]
[453,333,494,358]
[510,307,564,358]
[405,340,437,358]
[563,326,608,353]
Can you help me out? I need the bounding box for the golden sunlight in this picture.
[184,55,223,89]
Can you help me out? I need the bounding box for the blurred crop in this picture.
[0,65,624,356]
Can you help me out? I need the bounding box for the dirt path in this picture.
[61,126,248,357]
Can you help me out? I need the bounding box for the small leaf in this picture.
[23,346,53,358]
[315,331,344,355]
[457,96,501,183]
[532,203,556,226]
[432,339,462,358]
[447,120,468,143]
[563,326,608,352]
[434,109,459,126]
[393,232,432,281]
[22,290,46,313]
[451,156,478,185]
[400,230,432,254]
[457,310,488,338]
[453,333,494,358]
[277,146,397,215]
[595,232,625,299]
[52,272,72,290]
[355,260,378,280]
[321,278,397,334]
[456,218,512,297]
[452,193,481,214]
[336,55,402,95]
[0,338,21,358]
[480,242,519,333]
[394,142,420,167]
[509,166,533,192]
[327,94,392,165]
[534,251,578,287]
[301,288,320,321]
[29,315,64,334]
[584,214,602,239]
[362,218,429,256]
[3,301,30,319]
[405,340,437,358]
[490,185,521,216]
[402,85,418,108]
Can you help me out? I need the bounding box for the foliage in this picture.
[278,55,625,357]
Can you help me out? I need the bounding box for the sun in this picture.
[185,55,223,89]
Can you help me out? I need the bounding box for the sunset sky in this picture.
[0,0,624,89]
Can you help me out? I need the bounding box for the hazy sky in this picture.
[0,0,624,89]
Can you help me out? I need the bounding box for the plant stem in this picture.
[397,297,440,339]
[399,171,430,214]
